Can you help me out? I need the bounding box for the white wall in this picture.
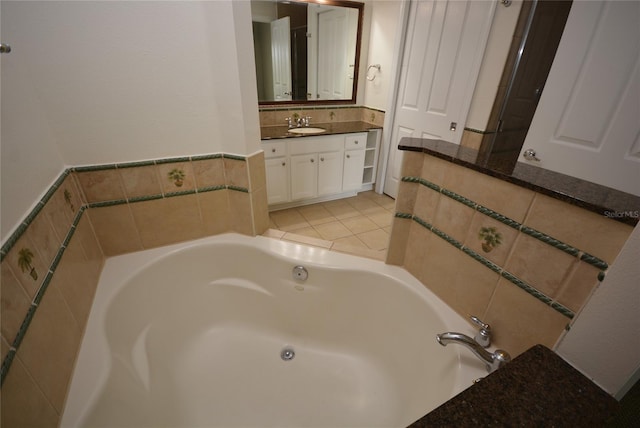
[556,224,640,398]
[465,0,522,130]
[1,0,260,242]
[363,0,402,111]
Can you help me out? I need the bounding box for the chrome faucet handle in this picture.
[470,315,492,348]
[285,117,294,129]
[304,116,312,127]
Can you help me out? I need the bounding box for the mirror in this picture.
[251,0,364,105]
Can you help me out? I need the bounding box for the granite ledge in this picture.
[260,121,382,140]
[409,345,619,427]
[398,137,640,226]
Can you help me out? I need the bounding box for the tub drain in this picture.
[280,347,295,361]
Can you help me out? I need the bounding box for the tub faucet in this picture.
[436,316,511,373]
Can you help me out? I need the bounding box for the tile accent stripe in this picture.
[0,152,250,386]
[1,207,86,385]
[400,176,609,270]
[395,212,575,319]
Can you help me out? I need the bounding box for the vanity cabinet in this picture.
[263,132,374,208]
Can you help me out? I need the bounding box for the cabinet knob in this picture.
[272,148,276,153]
[320,157,325,162]
[310,158,314,163]
[282,162,286,166]
[346,154,351,159]
[354,140,359,144]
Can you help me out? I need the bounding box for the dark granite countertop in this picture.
[399,137,640,226]
[410,345,619,427]
[260,121,382,140]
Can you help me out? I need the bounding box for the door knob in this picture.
[522,149,540,162]
[0,44,11,54]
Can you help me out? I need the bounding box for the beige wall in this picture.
[0,152,267,427]
[387,151,633,357]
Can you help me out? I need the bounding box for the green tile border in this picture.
[401,176,609,270]
[1,206,86,386]
[0,150,251,385]
[396,212,576,320]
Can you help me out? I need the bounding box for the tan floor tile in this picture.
[262,228,285,239]
[297,205,337,226]
[282,232,332,249]
[366,210,393,228]
[340,216,379,234]
[346,196,381,213]
[288,226,323,239]
[313,221,353,241]
[333,235,368,249]
[321,200,361,220]
[269,209,310,231]
[357,229,390,251]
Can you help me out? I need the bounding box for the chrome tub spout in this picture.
[436,332,511,373]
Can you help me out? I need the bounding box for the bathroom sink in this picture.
[287,127,326,135]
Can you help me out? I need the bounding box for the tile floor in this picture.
[263,191,396,261]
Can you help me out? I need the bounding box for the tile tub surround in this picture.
[387,144,636,357]
[0,151,267,426]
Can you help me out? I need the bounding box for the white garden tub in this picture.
[61,233,486,428]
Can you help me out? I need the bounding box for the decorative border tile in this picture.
[401,176,609,270]
[396,211,576,320]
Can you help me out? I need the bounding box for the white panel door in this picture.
[384,0,496,198]
[265,157,290,205]
[290,153,318,200]
[271,17,292,101]
[519,1,640,196]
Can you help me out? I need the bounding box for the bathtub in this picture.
[61,233,486,428]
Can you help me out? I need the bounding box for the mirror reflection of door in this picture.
[271,16,292,101]
[315,7,358,100]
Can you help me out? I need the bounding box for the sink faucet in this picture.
[436,316,511,373]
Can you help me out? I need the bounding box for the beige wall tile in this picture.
[312,109,332,123]
[60,175,84,218]
[395,181,418,214]
[446,245,501,320]
[525,194,634,264]
[25,211,61,268]
[401,151,423,177]
[413,185,440,224]
[17,283,82,412]
[1,351,59,428]
[228,190,254,235]
[442,163,535,222]
[484,278,570,357]
[420,154,449,186]
[223,158,249,189]
[431,196,475,244]
[1,262,32,344]
[76,169,126,203]
[51,237,99,328]
[504,233,576,299]
[463,212,519,267]
[192,157,225,189]
[130,195,205,248]
[4,234,46,298]
[87,205,143,256]
[386,217,411,266]
[403,221,434,282]
[198,190,230,236]
[410,228,460,300]
[118,165,162,198]
[247,151,267,192]
[556,261,601,313]
[74,214,105,276]
[460,130,483,150]
[251,187,270,235]
[43,184,78,242]
[157,161,196,193]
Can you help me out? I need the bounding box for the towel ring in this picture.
[366,64,381,81]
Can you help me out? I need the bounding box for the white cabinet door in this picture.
[290,153,318,200]
[342,149,366,192]
[265,157,290,205]
[318,151,344,196]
